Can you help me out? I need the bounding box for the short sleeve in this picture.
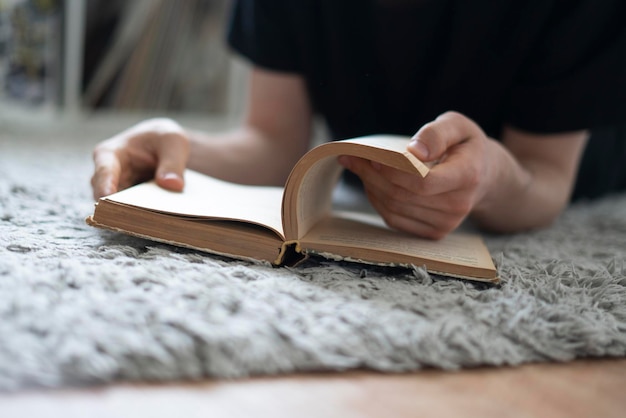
[226,0,301,73]
[506,0,626,132]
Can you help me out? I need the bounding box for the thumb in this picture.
[154,133,190,192]
[408,111,482,162]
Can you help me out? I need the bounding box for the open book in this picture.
[87,135,498,283]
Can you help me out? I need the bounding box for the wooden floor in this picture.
[0,358,624,418]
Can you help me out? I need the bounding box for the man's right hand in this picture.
[91,118,190,200]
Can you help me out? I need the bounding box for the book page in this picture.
[339,136,430,176]
[282,135,430,240]
[301,211,496,279]
[103,170,286,238]
[282,155,343,241]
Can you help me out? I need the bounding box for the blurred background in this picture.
[0,0,247,125]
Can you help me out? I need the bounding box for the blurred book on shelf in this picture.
[0,0,63,116]
[83,0,234,115]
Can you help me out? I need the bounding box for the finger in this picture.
[341,150,481,213]
[342,156,443,206]
[152,132,190,192]
[355,158,449,200]
[340,155,430,206]
[91,148,122,199]
[338,155,389,189]
[340,156,466,238]
[366,191,457,240]
[418,139,486,197]
[366,177,474,218]
[408,111,483,162]
[402,140,487,197]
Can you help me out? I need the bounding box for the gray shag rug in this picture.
[1,119,625,391]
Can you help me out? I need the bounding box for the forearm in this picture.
[185,125,310,186]
[470,129,588,233]
[185,67,313,186]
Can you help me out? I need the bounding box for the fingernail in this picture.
[102,181,114,196]
[161,172,181,181]
[409,139,429,160]
[159,172,184,191]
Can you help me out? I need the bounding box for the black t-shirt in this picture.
[227,0,626,199]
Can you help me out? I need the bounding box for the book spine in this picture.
[276,240,308,267]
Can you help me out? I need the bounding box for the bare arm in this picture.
[186,67,313,186]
